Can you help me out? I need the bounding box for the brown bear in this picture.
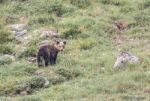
[37,40,66,67]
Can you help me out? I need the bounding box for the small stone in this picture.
[15,30,27,37]
[20,91,28,96]
[7,24,26,31]
[27,57,37,64]
[43,77,50,88]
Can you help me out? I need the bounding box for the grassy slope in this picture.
[0,0,150,101]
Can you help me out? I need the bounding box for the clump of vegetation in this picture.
[0,44,14,54]
[18,47,37,58]
[0,29,13,44]
[19,96,42,101]
[28,16,55,27]
[138,0,150,9]
[46,1,77,17]
[48,76,66,85]
[28,77,46,90]
[0,55,14,65]
[62,26,81,39]
[70,0,91,8]
[69,38,97,50]
[56,68,79,80]
[100,0,130,6]
[0,29,14,54]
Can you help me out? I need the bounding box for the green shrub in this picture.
[56,68,74,80]
[70,0,91,8]
[138,0,150,9]
[18,47,37,58]
[19,96,42,101]
[13,84,29,95]
[100,0,130,6]
[0,55,14,65]
[48,76,65,85]
[24,67,37,74]
[134,11,150,26]
[28,77,46,90]
[46,1,77,16]
[62,4,78,16]
[0,17,6,29]
[0,0,9,3]
[0,44,14,54]
[70,38,97,50]
[0,29,13,44]
[47,2,64,17]
[28,16,55,26]
[62,26,81,39]
[56,68,81,80]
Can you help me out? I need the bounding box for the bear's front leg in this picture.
[44,56,49,67]
[50,56,54,65]
[53,56,57,64]
[50,56,56,65]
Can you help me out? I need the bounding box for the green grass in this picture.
[0,0,150,101]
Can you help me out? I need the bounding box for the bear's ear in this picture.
[56,41,60,45]
[63,41,66,45]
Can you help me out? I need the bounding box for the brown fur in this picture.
[37,41,66,67]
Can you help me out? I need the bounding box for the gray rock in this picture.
[7,23,30,44]
[43,77,50,88]
[15,35,32,44]
[27,57,37,64]
[15,30,27,37]
[35,28,59,38]
[113,52,139,69]
[7,24,26,31]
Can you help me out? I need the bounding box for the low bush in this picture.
[138,0,150,9]
[18,46,37,58]
[69,38,97,50]
[0,55,14,65]
[70,0,91,8]
[47,2,76,17]
[28,77,46,90]
[100,0,130,6]
[19,96,42,101]
[0,44,14,54]
[134,11,150,26]
[56,68,80,80]
[48,76,66,85]
[62,26,81,39]
[28,16,55,26]
[47,2,64,17]
[0,29,13,44]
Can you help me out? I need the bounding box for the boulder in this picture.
[43,77,50,88]
[113,52,139,69]
[15,30,27,37]
[7,23,31,44]
[35,28,59,38]
[27,57,37,64]
[7,24,26,31]
[15,35,32,44]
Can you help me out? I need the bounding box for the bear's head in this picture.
[54,41,66,52]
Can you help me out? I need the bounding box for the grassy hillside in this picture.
[0,0,150,101]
